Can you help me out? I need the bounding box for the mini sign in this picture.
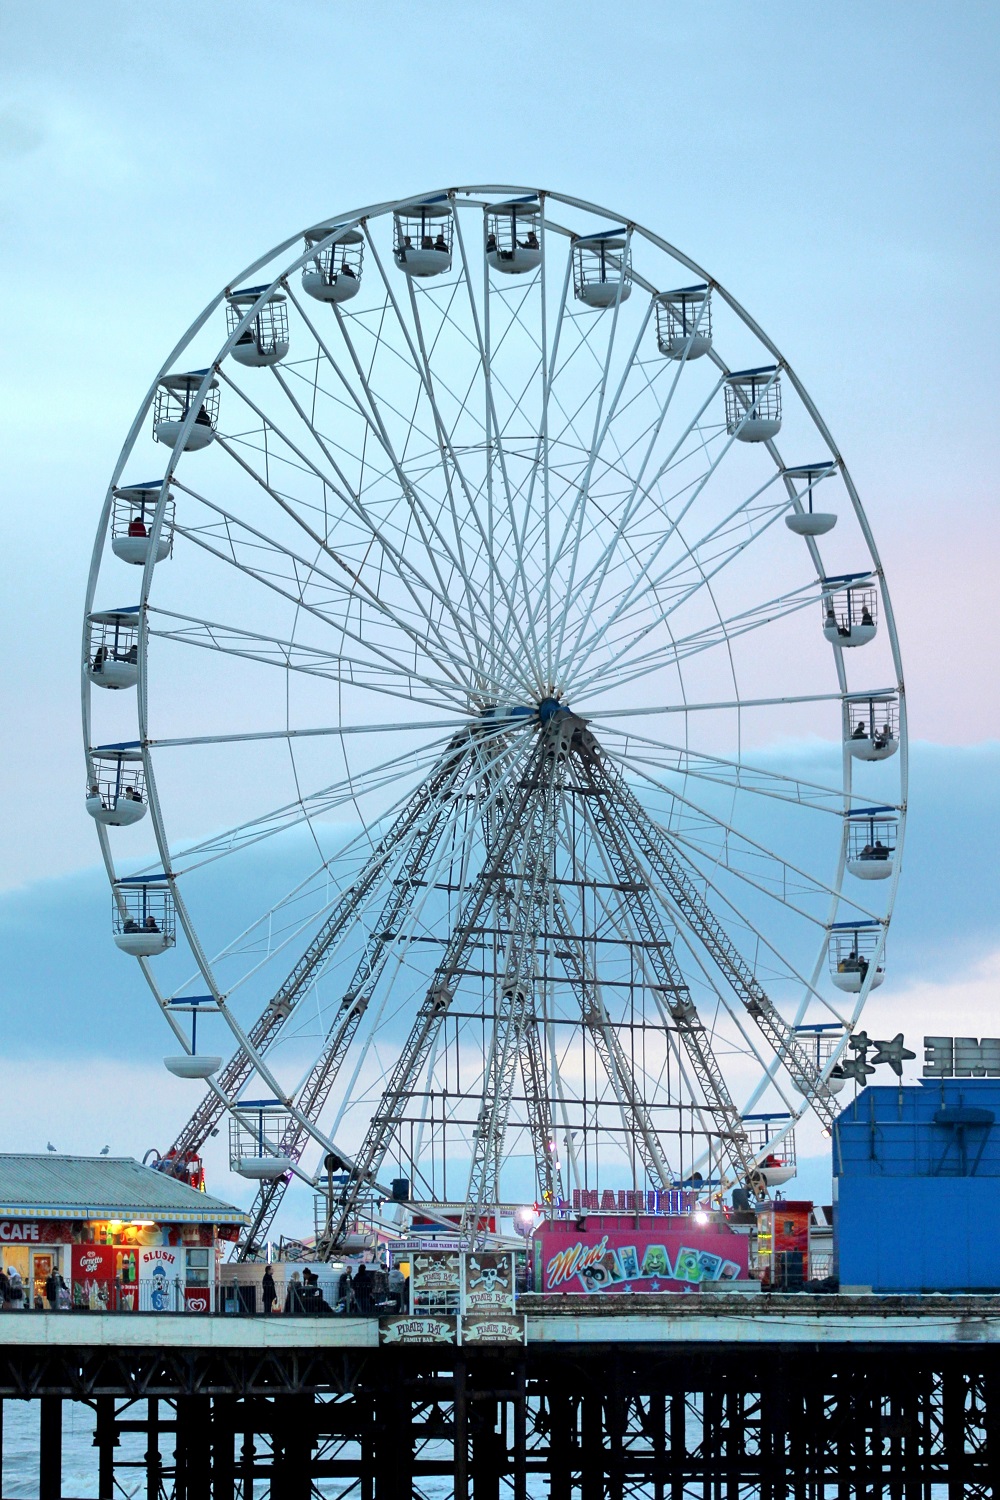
[537,1228,747,1294]
[379,1315,457,1345]
[923,1037,1000,1078]
[461,1314,526,1345]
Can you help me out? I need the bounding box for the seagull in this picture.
[100,1145,110,1155]
[47,1142,57,1152]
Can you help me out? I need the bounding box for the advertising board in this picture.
[536,1227,748,1294]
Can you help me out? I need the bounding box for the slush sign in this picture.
[923,1036,1000,1078]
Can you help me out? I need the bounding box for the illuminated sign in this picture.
[923,1037,1000,1078]
[571,1189,694,1214]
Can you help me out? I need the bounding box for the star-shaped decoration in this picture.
[872,1033,916,1077]
[848,1031,872,1056]
[650,1279,660,1290]
[623,1283,633,1293]
[840,1056,876,1084]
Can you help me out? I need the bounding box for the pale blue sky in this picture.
[2,0,998,883]
[1,2,997,1230]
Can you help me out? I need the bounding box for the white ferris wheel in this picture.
[82,184,905,1255]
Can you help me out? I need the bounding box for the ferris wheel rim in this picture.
[82,182,906,1211]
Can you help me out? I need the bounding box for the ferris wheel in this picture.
[82,184,905,1254]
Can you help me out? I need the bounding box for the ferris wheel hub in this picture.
[537,696,565,724]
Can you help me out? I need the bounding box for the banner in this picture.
[537,1227,748,1294]
[461,1314,525,1345]
[139,1246,182,1311]
[71,1245,119,1311]
[380,1314,457,1345]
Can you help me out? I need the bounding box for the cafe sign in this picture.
[0,1221,70,1244]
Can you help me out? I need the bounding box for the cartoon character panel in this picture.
[537,1228,748,1294]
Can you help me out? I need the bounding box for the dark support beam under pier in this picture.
[39,1396,62,1500]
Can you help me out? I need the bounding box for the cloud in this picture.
[0,105,45,162]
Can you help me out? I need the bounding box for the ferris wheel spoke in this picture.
[571,460,787,651]
[451,210,551,676]
[161,729,480,883]
[593,725,873,815]
[260,365,499,687]
[528,231,576,678]
[569,570,817,699]
[399,261,547,687]
[550,288,658,669]
[147,606,472,707]
[167,505,472,703]
[560,435,731,681]
[561,414,762,679]
[348,234,505,675]
[216,371,497,687]
[585,688,883,720]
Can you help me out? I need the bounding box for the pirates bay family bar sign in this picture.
[379,1251,524,1344]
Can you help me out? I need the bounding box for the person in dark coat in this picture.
[261,1265,277,1315]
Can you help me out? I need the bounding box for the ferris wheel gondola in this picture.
[83,184,906,1257]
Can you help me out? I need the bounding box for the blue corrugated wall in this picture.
[834,1079,1000,1291]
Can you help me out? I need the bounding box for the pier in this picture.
[2,1297,997,1498]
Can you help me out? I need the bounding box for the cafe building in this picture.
[0,1154,247,1311]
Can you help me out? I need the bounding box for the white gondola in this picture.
[163,998,221,1078]
[783,461,838,536]
[87,608,140,689]
[164,1055,222,1080]
[393,202,453,278]
[791,1025,848,1096]
[301,228,364,303]
[822,575,878,647]
[743,1117,797,1186]
[829,922,885,993]
[230,1105,293,1179]
[655,285,712,359]
[724,367,782,442]
[846,807,896,880]
[113,882,175,957]
[486,198,541,275]
[846,694,899,761]
[573,231,632,308]
[86,749,146,827]
[153,372,219,451]
[111,483,173,565]
[226,287,290,366]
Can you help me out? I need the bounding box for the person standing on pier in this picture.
[262,1264,277,1315]
[45,1266,67,1312]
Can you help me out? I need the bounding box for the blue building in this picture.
[834,1078,1000,1293]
